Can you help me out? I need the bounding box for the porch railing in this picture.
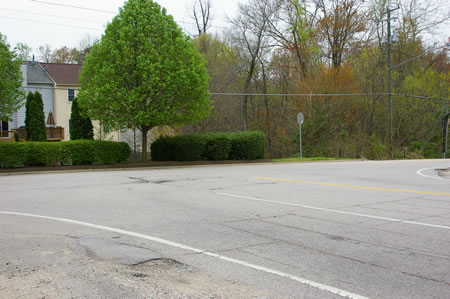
[12,127,65,141]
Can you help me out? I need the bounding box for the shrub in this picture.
[151,131,265,161]
[150,137,177,161]
[27,142,68,166]
[70,98,93,140]
[0,142,30,167]
[14,131,20,142]
[0,140,130,168]
[25,91,47,142]
[229,131,265,160]
[173,135,206,161]
[203,134,231,160]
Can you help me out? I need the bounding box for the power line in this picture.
[20,87,447,102]
[30,0,116,14]
[211,92,391,97]
[0,15,103,31]
[29,0,228,30]
[211,92,448,102]
[0,7,106,24]
[390,44,447,70]
[394,94,448,102]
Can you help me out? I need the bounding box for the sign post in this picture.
[297,112,304,158]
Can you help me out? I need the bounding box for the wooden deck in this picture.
[2,127,65,142]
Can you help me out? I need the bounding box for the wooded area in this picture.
[184,0,449,159]
[13,0,449,159]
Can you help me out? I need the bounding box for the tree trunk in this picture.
[140,126,150,161]
[242,95,249,131]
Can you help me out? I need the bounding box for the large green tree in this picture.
[25,91,47,141]
[0,33,24,120]
[78,0,211,160]
[70,98,93,140]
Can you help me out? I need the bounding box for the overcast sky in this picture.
[1,0,241,50]
[1,0,448,52]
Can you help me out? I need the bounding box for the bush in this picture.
[203,134,231,160]
[151,131,265,161]
[150,137,177,161]
[173,135,206,161]
[228,131,265,160]
[0,142,30,167]
[27,142,69,166]
[70,98,94,140]
[0,140,130,168]
[25,91,47,142]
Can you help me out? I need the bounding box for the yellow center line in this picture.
[254,176,450,197]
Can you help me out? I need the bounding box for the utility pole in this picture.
[386,4,399,159]
[444,97,449,159]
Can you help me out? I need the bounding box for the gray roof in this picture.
[26,62,53,85]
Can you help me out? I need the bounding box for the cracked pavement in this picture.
[1,159,449,298]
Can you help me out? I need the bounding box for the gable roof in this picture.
[40,63,82,85]
[25,62,53,85]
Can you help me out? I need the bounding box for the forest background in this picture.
[12,0,450,159]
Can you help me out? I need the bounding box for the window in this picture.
[68,89,75,101]
[1,120,8,138]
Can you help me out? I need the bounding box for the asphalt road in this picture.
[1,159,449,298]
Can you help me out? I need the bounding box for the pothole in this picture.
[151,180,173,184]
[78,237,161,265]
[436,168,450,179]
[127,177,151,184]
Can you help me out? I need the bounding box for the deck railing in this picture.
[10,127,65,141]
[46,127,64,141]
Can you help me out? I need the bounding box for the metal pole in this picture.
[299,125,303,158]
[444,98,449,159]
[387,7,393,159]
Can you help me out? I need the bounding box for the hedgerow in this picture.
[0,140,130,168]
[151,131,265,161]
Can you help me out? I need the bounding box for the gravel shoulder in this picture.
[0,232,279,298]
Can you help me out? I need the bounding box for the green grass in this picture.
[272,157,357,162]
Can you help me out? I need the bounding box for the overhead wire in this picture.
[19,87,447,102]
[29,0,228,29]
[0,7,106,24]
[30,0,116,14]
[0,15,103,31]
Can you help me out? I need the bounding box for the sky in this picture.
[1,0,448,53]
[0,0,241,51]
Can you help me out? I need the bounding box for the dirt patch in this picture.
[436,168,450,179]
[0,234,280,298]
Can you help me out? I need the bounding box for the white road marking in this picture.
[416,167,446,180]
[216,193,450,230]
[0,211,368,299]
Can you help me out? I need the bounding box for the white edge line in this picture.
[215,193,450,230]
[0,211,368,299]
[416,167,445,180]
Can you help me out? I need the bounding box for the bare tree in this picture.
[230,0,279,130]
[315,0,368,67]
[37,44,52,63]
[14,42,33,61]
[268,0,319,79]
[192,0,212,35]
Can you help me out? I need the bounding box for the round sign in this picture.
[297,112,304,125]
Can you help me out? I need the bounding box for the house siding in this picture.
[54,86,76,141]
[10,64,54,130]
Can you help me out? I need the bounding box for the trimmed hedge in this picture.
[151,131,265,161]
[0,140,131,168]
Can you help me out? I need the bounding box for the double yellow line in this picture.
[254,176,450,197]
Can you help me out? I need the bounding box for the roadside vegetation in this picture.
[1,0,448,164]
[0,141,130,168]
[151,131,265,161]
